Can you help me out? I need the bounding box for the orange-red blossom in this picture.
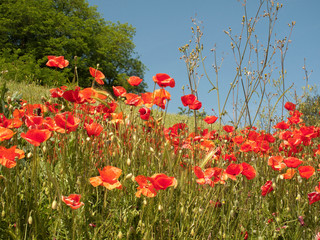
[90,166,122,190]
[135,173,177,197]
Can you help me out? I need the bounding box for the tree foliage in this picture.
[297,95,320,126]
[0,0,147,92]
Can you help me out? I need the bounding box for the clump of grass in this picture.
[6,80,50,104]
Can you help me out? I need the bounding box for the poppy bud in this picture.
[143,199,147,205]
[158,204,163,211]
[127,158,131,166]
[117,231,123,239]
[42,146,46,153]
[28,216,33,225]
[6,96,11,104]
[230,210,234,217]
[190,228,194,236]
[125,173,132,180]
[52,200,57,209]
[27,152,33,159]
[296,194,301,201]
[1,210,5,217]
[123,216,127,223]
[180,206,184,214]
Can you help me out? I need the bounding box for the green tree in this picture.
[297,95,320,126]
[0,0,147,92]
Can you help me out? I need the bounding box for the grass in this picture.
[1,80,320,240]
[6,80,50,104]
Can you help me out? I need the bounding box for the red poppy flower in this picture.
[204,116,218,124]
[268,156,286,171]
[127,76,143,86]
[193,166,215,187]
[61,194,84,209]
[274,121,290,130]
[147,173,177,191]
[153,89,172,109]
[89,67,105,85]
[140,92,154,108]
[223,125,235,133]
[283,157,303,168]
[0,146,22,168]
[226,163,243,180]
[288,110,303,124]
[261,180,274,196]
[21,129,51,147]
[284,102,296,111]
[281,169,296,179]
[241,162,256,180]
[84,122,103,137]
[0,114,21,129]
[54,112,81,133]
[153,73,175,88]
[298,166,315,179]
[139,107,151,121]
[181,94,196,106]
[89,166,122,190]
[113,86,127,97]
[50,86,67,98]
[0,127,15,141]
[181,94,202,110]
[46,56,69,69]
[125,93,143,106]
[233,135,244,144]
[135,175,157,198]
[189,100,202,110]
[308,192,320,205]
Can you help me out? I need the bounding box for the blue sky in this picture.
[87,0,320,124]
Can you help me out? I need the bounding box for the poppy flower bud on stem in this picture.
[52,200,57,209]
[127,158,131,166]
[125,173,132,179]
[28,215,33,225]
[296,194,301,201]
